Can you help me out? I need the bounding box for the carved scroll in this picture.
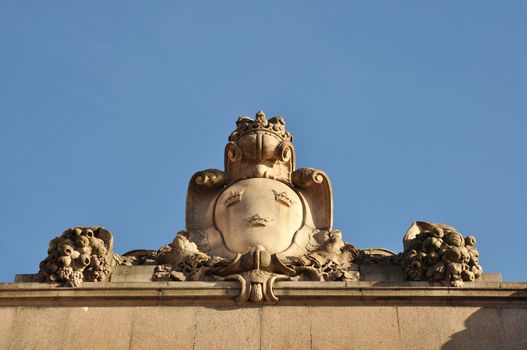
[185,169,233,257]
[292,168,333,230]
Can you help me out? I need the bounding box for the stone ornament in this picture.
[402,221,483,287]
[151,111,360,302]
[153,231,229,282]
[285,229,360,282]
[215,178,302,254]
[184,112,336,259]
[38,227,116,287]
[35,112,485,304]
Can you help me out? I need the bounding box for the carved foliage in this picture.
[153,231,228,282]
[152,228,361,303]
[402,222,483,287]
[289,230,360,282]
[152,234,294,303]
[38,227,115,287]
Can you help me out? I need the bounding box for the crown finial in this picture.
[255,111,267,125]
[229,110,292,143]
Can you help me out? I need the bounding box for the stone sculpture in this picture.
[38,227,116,287]
[151,111,360,303]
[37,111,484,303]
[402,221,483,286]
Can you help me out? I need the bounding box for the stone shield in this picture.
[214,178,303,254]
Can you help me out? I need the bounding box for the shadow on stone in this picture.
[442,290,527,350]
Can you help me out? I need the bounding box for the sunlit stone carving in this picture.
[38,227,116,287]
[150,111,361,302]
[402,221,483,287]
[184,111,335,261]
[215,178,303,254]
[35,111,485,304]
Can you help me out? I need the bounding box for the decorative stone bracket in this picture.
[150,230,361,304]
[222,271,291,304]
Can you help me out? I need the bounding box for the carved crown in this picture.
[224,111,296,183]
[228,111,293,143]
[223,189,245,207]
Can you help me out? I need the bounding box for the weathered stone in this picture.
[311,306,401,349]
[398,306,505,349]
[37,227,116,287]
[62,307,133,350]
[194,307,261,350]
[110,265,155,282]
[501,308,527,349]
[29,112,493,307]
[0,308,17,349]
[2,109,521,349]
[11,307,70,350]
[145,112,362,303]
[261,306,311,349]
[0,280,526,349]
[359,263,404,281]
[129,307,196,349]
[402,221,483,287]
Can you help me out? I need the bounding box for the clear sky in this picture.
[1,1,526,282]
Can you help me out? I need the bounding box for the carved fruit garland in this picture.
[402,222,483,287]
[38,227,115,287]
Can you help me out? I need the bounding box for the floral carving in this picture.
[402,221,483,287]
[38,227,115,287]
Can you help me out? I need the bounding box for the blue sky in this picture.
[1,1,526,282]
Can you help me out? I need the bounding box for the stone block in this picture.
[501,307,527,350]
[193,306,261,350]
[61,307,134,350]
[261,306,311,349]
[110,265,155,282]
[129,307,196,349]
[310,306,400,349]
[11,307,70,350]
[14,274,38,283]
[480,273,502,282]
[397,306,504,349]
[0,308,17,349]
[359,264,403,281]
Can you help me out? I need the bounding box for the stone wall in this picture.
[1,280,526,350]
